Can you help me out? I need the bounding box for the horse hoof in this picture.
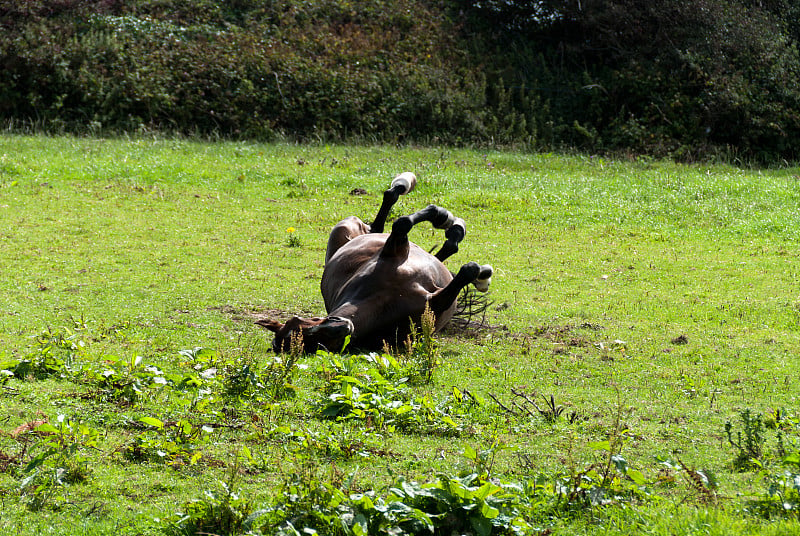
[391,172,417,195]
[473,264,493,292]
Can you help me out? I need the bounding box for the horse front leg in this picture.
[428,262,494,318]
[379,201,467,262]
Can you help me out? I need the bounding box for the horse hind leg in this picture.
[434,217,466,262]
[380,204,457,259]
[325,216,370,263]
[370,172,416,233]
[395,203,467,262]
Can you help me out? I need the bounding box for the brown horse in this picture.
[257,172,492,352]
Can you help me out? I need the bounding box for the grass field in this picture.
[2,135,800,535]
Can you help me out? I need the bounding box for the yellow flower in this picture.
[286,227,295,233]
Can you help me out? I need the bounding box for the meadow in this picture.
[1,135,800,535]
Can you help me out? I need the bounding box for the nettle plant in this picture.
[168,446,539,536]
[19,415,99,511]
[2,318,124,381]
[84,355,167,406]
[264,422,388,461]
[168,437,660,536]
[125,416,214,467]
[315,351,465,436]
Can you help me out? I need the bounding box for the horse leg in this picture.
[326,173,416,263]
[379,200,467,262]
[370,172,416,233]
[325,216,370,263]
[434,217,466,262]
[380,204,457,258]
[428,262,494,317]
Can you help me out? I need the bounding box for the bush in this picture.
[1,0,799,161]
[463,0,800,162]
[0,0,523,144]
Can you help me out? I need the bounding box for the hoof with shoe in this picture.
[391,172,416,195]
[473,264,493,292]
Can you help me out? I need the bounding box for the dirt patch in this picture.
[443,318,508,338]
[209,305,318,323]
[671,334,689,345]
[529,324,598,348]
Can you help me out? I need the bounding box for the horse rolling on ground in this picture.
[257,172,493,353]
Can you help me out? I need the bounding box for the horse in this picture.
[257,172,492,353]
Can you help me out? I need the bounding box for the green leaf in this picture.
[612,454,628,473]
[783,452,800,466]
[451,481,475,500]
[139,416,164,428]
[352,513,368,536]
[401,480,418,498]
[480,501,500,519]
[474,482,501,501]
[441,415,458,428]
[351,493,376,510]
[627,469,647,486]
[35,423,59,434]
[471,514,493,536]
[588,440,611,451]
[179,420,192,434]
[463,445,478,461]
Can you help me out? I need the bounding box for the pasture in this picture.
[1,135,800,535]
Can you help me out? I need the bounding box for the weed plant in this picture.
[401,303,440,384]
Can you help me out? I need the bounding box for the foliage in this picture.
[736,409,800,519]
[167,452,538,535]
[167,440,657,535]
[85,354,166,405]
[726,408,767,470]
[266,422,388,461]
[400,302,440,384]
[124,416,212,466]
[316,352,464,435]
[1,318,124,380]
[221,349,302,402]
[165,470,256,536]
[749,451,800,519]
[0,0,503,144]
[463,0,800,162]
[284,227,301,248]
[2,0,798,160]
[18,415,98,511]
[657,457,719,505]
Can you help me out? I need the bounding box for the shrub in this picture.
[2,0,799,161]
[463,0,800,162]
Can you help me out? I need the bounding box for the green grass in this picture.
[2,134,800,534]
